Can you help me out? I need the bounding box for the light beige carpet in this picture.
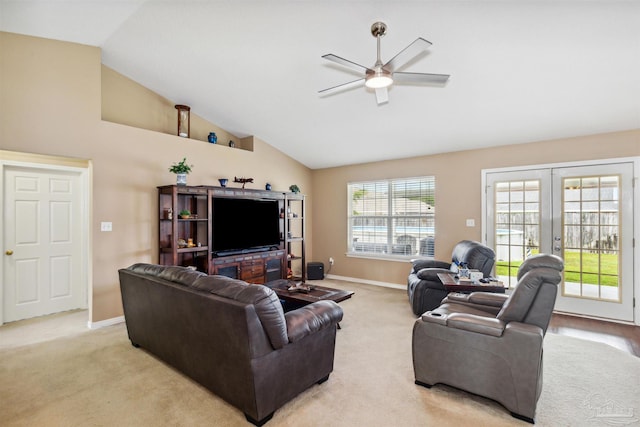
[1,279,639,426]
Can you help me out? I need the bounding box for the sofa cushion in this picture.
[127,263,206,287]
[192,275,288,350]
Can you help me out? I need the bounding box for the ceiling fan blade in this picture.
[393,72,450,85]
[322,54,372,74]
[318,78,366,95]
[383,37,432,72]
[375,87,389,105]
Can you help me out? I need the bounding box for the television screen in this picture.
[212,197,281,255]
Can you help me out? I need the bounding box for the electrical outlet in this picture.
[329,257,335,265]
[100,222,112,232]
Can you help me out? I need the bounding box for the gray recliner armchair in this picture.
[412,254,564,423]
[407,240,496,316]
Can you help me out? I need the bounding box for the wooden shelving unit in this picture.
[284,193,305,281]
[157,185,304,283]
[158,185,211,272]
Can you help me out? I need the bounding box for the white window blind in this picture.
[348,177,435,258]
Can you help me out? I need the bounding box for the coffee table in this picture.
[265,279,354,307]
[436,272,506,293]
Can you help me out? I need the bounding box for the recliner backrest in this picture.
[450,240,496,276]
[497,254,564,333]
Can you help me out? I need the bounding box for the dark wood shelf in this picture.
[158,184,303,280]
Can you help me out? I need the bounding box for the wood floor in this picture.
[548,313,640,357]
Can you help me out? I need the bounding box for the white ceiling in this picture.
[2,1,639,169]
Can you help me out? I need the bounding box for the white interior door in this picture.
[485,161,635,322]
[3,165,87,323]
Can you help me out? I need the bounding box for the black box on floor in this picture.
[307,262,325,280]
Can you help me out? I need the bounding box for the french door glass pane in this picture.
[561,175,621,301]
[494,179,540,287]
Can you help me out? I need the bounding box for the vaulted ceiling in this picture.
[2,1,639,169]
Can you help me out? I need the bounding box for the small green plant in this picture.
[179,209,191,217]
[289,184,300,193]
[169,158,193,174]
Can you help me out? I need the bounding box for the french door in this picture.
[485,161,634,322]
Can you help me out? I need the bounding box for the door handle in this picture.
[5,250,13,255]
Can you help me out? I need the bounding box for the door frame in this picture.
[0,150,91,326]
[481,156,639,326]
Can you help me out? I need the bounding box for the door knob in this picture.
[5,250,13,255]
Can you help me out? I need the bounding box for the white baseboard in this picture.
[88,315,124,330]
[325,274,406,290]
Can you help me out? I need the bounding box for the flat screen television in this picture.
[211,197,281,256]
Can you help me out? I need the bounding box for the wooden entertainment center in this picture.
[158,185,305,283]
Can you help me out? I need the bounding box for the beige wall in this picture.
[0,32,312,323]
[101,65,248,149]
[2,32,638,322]
[311,130,639,286]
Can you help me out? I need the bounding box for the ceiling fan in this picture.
[319,22,450,105]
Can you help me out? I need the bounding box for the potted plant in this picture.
[289,184,300,194]
[179,209,191,219]
[169,158,193,186]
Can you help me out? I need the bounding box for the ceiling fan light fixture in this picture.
[365,70,393,89]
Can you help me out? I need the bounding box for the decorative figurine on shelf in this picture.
[265,183,272,191]
[234,176,254,189]
[208,132,217,144]
[289,184,300,193]
[169,157,193,186]
[218,178,228,187]
[228,140,235,148]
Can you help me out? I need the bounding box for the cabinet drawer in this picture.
[240,259,264,283]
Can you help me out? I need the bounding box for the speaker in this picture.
[307,262,325,280]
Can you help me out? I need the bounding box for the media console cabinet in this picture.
[158,185,305,283]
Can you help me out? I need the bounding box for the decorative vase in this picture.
[265,183,272,191]
[228,140,235,148]
[176,173,187,186]
[208,132,217,144]
[218,178,228,187]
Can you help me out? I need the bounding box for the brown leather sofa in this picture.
[412,254,564,423]
[119,263,343,426]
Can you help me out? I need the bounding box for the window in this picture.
[348,177,435,258]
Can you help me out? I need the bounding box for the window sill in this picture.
[346,252,416,263]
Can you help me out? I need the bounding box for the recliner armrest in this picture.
[411,259,451,273]
[441,292,509,315]
[416,267,452,281]
[446,313,506,337]
[420,310,506,336]
[285,300,343,343]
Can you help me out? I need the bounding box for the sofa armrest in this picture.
[285,300,344,343]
